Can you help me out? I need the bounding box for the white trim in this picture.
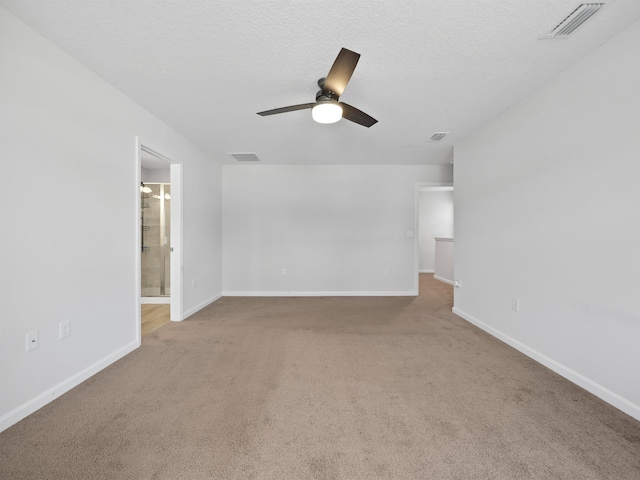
[433,275,454,285]
[169,162,183,321]
[182,293,223,319]
[140,297,170,304]
[134,140,142,345]
[222,291,418,297]
[418,185,454,192]
[419,269,435,273]
[0,341,139,433]
[452,307,640,421]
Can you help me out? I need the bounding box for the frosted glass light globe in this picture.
[312,102,343,124]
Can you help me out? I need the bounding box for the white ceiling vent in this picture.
[428,132,449,142]
[230,153,260,162]
[542,3,605,39]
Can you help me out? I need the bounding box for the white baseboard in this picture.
[182,293,223,319]
[222,290,418,297]
[0,340,139,433]
[433,275,454,285]
[452,307,640,421]
[419,269,435,273]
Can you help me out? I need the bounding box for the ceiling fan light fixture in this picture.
[257,48,376,127]
[312,102,343,124]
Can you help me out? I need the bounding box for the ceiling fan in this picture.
[257,48,377,128]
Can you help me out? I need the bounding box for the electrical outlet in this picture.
[282,268,287,276]
[384,269,390,277]
[59,320,70,340]
[26,330,39,351]
[511,297,520,312]
[191,278,196,288]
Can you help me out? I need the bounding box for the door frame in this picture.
[413,183,454,294]
[135,138,183,344]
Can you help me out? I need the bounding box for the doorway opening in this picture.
[414,184,454,294]
[136,140,183,341]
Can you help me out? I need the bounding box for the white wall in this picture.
[0,7,222,431]
[418,190,454,272]
[453,19,640,420]
[223,165,452,295]
[433,239,454,285]
[141,166,170,184]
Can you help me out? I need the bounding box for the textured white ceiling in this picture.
[2,0,640,165]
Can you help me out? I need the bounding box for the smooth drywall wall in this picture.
[223,165,452,295]
[418,190,454,272]
[433,239,454,285]
[453,19,640,419]
[141,166,170,184]
[0,7,222,431]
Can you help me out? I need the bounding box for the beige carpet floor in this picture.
[1,275,639,479]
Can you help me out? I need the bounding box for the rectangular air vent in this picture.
[428,132,449,142]
[542,3,605,39]
[229,153,260,162]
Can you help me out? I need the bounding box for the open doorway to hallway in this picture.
[415,185,454,293]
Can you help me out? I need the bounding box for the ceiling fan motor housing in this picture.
[316,78,339,102]
[316,91,339,103]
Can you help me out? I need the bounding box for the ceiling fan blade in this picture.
[324,48,360,97]
[340,102,377,127]
[257,103,315,116]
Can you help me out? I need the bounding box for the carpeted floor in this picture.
[1,275,639,479]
